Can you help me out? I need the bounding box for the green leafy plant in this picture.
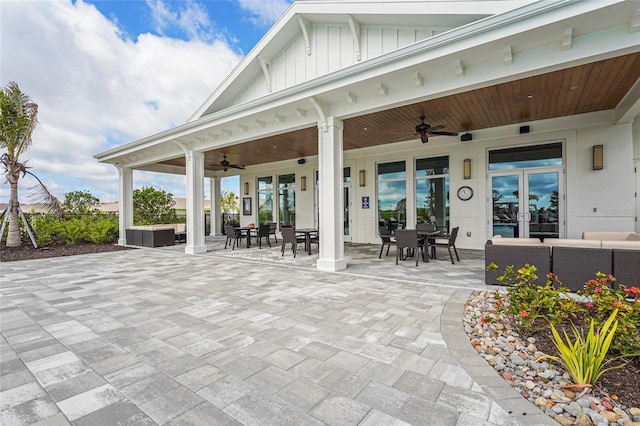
[537,309,638,386]
[578,272,640,354]
[87,216,118,244]
[487,263,579,334]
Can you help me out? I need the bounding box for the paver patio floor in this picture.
[1,240,553,425]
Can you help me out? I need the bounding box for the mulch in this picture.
[1,241,134,262]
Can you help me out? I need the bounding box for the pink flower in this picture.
[624,287,639,296]
[494,301,501,308]
[585,302,595,310]
[587,279,597,287]
[614,301,624,308]
[520,310,530,318]
[594,287,602,294]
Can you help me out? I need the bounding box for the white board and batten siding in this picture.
[230,24,450,107]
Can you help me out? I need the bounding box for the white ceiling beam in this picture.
[296,107,306,117]
[631,8,640,33]
[255,119,265,128]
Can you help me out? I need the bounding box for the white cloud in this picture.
[0,0,243,203]
[237,0,292,27]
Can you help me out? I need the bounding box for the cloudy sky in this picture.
[1,0,292,204]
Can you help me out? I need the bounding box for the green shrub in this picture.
[88,216,118,244]
[61,217,90,244]
[488,263,580,334]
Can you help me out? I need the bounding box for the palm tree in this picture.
[0,81,62,247]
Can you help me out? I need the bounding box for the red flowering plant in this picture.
[578,272,640,354]
[487,263,580,334]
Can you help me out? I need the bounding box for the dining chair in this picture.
[431,226,460,264]
[256,223,272,248]
[281,227,305,257]
[268,222,278,243]
[224,225,244,250]
[395,229,427,266]
[378,226,395,258]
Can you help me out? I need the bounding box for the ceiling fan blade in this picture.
[429,131,459,136]
[420,132,429,143]
[426,125,445,132]
[229,164,245,170]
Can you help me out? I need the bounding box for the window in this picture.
[377,161,406,232]
[278,174,296,227]
[257,176,273,224]
[416,156,449,231]
[489,143,563,170]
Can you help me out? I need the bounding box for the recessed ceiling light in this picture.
[527,95,533,99]
[570,86,578,90]
[363,127,368,131]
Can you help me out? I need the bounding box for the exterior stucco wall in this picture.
[237,117,637,250]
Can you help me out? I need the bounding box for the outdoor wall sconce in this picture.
[300,176,307,191]
[463,158,472,180]
[359,170,366,187]
[244,182,249,195]
[592,144,603,170]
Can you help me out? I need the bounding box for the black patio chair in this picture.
[224,225,244,250]
[268,222,278,243]
[431,226,460,264]
[395,229,427,266]
[378,226,395,258]
[281,227,305,257]
[256,223,272,249]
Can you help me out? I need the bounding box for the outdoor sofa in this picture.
[125,223,187,247]
[485,232,640,291]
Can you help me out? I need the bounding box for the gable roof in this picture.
[188,0,536,120]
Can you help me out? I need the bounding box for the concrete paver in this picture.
[0,238,554,425]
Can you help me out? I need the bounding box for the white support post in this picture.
[185,150,207,254]
[316,116,347,272]
[210,177,222,236]
[117,166,133,246]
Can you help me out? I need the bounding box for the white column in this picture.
[317,116,347,271]
[209,177,222,236]
[116,166,133,246]
[185,150,207,254]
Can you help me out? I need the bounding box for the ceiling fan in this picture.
[414,115,459,143]
[217,155,245,172]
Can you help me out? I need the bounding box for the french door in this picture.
[489,168,563,240]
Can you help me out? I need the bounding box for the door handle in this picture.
[516,211,523,221]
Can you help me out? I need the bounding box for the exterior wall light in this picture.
[592,145,603,170]
[359,170,366,187]
[244,182,249,195]
[463,158,471,180]
[300,176,307,191]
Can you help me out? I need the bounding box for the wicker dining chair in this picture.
[378,226,395,258]
[395,229,426,266]
[431,226,460,264]
[224,225,244,250]
[281,227,305,257]
[256,223,272,249]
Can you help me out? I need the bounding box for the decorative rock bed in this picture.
[464,290,640,426]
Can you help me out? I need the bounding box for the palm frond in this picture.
[26,171,65,217]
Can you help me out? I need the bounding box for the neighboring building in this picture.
[96,0,640,271]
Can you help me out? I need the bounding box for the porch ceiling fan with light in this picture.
[214,155,245,172]
[414,115,458,143]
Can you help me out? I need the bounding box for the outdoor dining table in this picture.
[417,229,441,259]
[234,227,254,248]
[295,228,318,255]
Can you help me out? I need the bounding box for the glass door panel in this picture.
[527,171,560,239]
[491,174,520,237]
[490,170,561,239]
[343,186,351,241]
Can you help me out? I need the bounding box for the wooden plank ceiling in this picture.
[160,52,640,172]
